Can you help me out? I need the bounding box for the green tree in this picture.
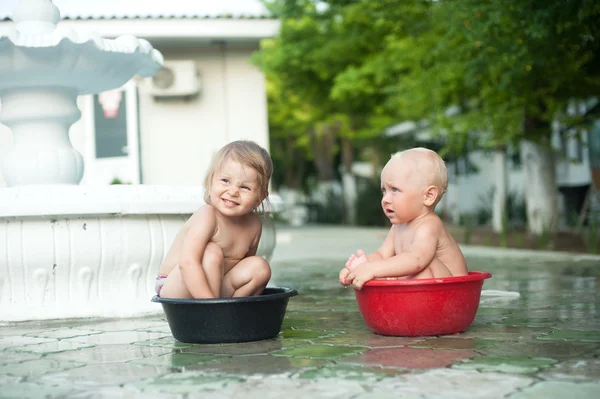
[258,0,600,232]
[256,3,427,155]
[332,0,600,233]
[256,0,427,223]
[435,0,600,234]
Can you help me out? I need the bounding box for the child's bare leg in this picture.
[159,265,192,299]
[412,267,434,279]
[428,258,452,278]
[221,256,271,298]
[159,242,224,299]
[201,242,225,297]
[413,258,452,279]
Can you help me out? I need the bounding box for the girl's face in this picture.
[209,158,263,217]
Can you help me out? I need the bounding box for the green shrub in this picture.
[580,216,600,254]
[355,178,388,227]
[313,190,345,225]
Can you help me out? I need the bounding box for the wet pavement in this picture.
[1,225,599,398]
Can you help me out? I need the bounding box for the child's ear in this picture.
[423,185,438,207]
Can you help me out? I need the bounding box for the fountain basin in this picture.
[354,271,492,336]
[152,287,298,343]
[0,185,281,321]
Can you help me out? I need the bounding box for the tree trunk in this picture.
[310,123,338,208]
[310,125,336,182]
[520,139,558,234]
[283,135,304,190]
[492,146,508,233]
[341,137,357,225]
[451,162,461,225]
[281,187,308,226]
[280,136,308,225]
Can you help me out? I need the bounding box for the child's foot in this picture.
[345,254,357,270]
[347,249,368,270]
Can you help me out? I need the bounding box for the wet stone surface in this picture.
[0,225,599,398]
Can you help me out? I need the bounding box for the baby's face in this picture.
[209,159,262,217]
[379,157,426,224]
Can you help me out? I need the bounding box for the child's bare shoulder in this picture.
[249,211,263,225]
[186,204,218,226]
[411,214,445,244]
[244,213,263,237]
[414,213,444,235]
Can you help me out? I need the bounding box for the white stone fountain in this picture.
[0,0,278,321]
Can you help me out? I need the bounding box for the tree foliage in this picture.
[256,0,600,219]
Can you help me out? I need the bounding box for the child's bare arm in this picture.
[341,227,395,285]
[350,227,395,266]
[246,221,262,257]
[179,206,219,298]
[348,224,438,289]
[369,227,395,261]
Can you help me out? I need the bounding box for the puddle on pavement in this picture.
[1,254,598,397]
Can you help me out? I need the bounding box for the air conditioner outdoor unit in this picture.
[150,60,201,98]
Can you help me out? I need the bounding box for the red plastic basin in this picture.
[354,271,492,336]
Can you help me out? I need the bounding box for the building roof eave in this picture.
[0,18,281,41]
[0,0,274,21]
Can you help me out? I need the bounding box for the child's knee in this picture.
[203,243,224,270]
[250,256,271,281]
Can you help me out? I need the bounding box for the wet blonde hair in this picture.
[204,140,273,212]
[390,147,448,207]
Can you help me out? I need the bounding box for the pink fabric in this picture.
[155,274,168,297]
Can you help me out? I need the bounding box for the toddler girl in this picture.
[156,140,273,299]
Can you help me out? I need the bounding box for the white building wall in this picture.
[438,130,592,220]
[0,46,269,188]
[139,46,269,186]
[439,151,526,218]
[0,124,12,187]
[225,51,270,150]
[553,130,592,187]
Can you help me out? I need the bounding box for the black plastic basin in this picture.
[152,287,298,344]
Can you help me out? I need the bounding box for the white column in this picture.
[12,0,60,35]
[520,140,558,234]
[492,148,507,233]
[0,87,84,185]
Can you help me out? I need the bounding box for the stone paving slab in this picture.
[0,225,599,398]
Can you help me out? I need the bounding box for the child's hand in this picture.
[341,249,370,286]
[341,249,364,286]
[346,264,375,290]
